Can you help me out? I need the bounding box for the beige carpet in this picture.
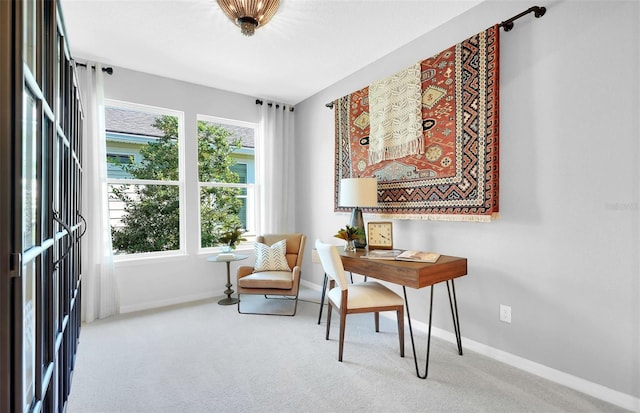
[66,287,629,413]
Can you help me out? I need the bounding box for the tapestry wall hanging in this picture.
[334,25,500,222]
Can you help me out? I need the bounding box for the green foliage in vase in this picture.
[216,225,247,249]
[334,225,365,241]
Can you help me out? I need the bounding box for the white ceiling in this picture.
[60,0,483,105]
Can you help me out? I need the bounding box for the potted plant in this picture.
[334,225,365,252]
[217,225,247,252]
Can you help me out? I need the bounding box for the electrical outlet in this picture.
[500,304,511,323]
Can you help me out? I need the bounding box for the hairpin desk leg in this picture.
[403,285,434,379]
[403,280,463,379]
[447,279,463,355]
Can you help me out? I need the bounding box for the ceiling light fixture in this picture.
[217,0,280,36]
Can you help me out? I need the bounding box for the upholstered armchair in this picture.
[236,233,306,316]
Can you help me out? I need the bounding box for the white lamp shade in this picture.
[339,178,378,207]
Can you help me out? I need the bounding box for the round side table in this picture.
[207,254,248,305]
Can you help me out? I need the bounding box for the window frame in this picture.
[105,99,186,260]
[196,114,257,254]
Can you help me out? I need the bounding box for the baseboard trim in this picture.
[301,279,322,291]
[412,319,639,412]
[303,279,638,412]
[119,290,221,314]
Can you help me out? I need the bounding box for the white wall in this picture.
[294,0,639,408]
[102,69,260,312]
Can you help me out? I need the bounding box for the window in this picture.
[105,101,184,255]
[197,115,256,249]
[106,153,134,179]
[104,103,257,256]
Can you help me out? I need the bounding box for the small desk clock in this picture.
[367,221,393,250]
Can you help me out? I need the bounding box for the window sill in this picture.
[198,245,253,257]
[113,250,188,267]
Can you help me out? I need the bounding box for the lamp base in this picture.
[349,207,367,249]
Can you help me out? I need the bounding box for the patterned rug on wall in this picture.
[334,25,500,222]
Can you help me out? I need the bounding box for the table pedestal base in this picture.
[218,261,238,306]
[218,297,239,305]
[208,254,248,306]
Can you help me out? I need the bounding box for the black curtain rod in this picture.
[324,5,546,109]
[255,99,294,112]
[75,61,114,75]
[499,6,546,32]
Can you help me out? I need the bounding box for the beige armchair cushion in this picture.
[237,270,293,290]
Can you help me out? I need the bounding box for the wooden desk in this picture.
[339,250,467,288]
[338,250,468,379]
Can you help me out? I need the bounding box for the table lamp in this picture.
[339,177,378,249]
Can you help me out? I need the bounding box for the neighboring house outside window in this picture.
[105,106,166,181]
[106,134,157,180]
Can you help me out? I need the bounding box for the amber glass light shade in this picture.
[217,0,280,36]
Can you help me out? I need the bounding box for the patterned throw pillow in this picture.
[254,239,291,272]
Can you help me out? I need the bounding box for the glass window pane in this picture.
[23,93,39,250]
[23,0,37,73]
[200,186,244,248]
[105,107,178,180]
[230,163,247,184]
[109,183,180,254]
[197,120,251,183]
[52,263,59,331]
[56,33,62,118]
[42,119,52,241]
[22,260,36,411]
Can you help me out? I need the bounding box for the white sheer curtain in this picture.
[78,63,119,322]
[256,102,295,234]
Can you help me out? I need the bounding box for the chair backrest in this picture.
[315,239,349,290]
[258,233,306,269]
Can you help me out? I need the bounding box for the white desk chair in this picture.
[315,239,404,362]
